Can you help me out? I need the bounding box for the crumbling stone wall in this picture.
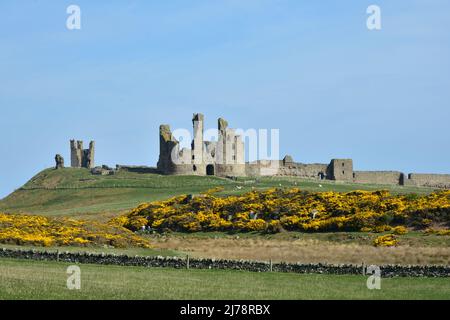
[245,160,280,176]
[404,173,450,189]
[353,171,403,185]
[278,161,329,179]
[116,165,160,174]
[245,156,329,179]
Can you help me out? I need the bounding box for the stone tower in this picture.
[157,125,179,174]
[157,114,245,177]
[328,159,353,181]
[216,118,246,176]
[70,140,95,169]
[192,113,204,165]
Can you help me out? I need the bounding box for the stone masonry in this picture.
[54,154,64,169]
[70,140,95,169]
[157,113,246,177]
[155,114,450,188]
[57,114,450,189]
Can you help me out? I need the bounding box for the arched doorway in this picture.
[206,164,215,176]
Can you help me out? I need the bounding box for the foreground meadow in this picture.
[0,170,449,300]
[0,258,449,300]
[145,231,450,265]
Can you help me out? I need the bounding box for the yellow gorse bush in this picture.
[374,234,398,247]
[118,188,450,233]
[425,228,450,236]
[0,213,151,248]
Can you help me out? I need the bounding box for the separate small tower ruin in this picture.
[70,140,95,169]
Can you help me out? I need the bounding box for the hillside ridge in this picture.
[0,167,437,220]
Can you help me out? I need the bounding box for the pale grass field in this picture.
[1,258,449,300]
[150,234,450,265]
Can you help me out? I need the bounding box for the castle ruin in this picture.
[156,114,450,189]
[157,114,245,176]
[57,114,450,190]
[70,140,95,169]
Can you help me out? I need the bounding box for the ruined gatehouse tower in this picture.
[157,113,245,177]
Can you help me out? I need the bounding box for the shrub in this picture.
[0,213,151,248]
[374,234,398,247]
[265,220,283,234]
[424,228,450,236]
[374,225,392,233]
[393,226,408,235]
[116,189,450,234]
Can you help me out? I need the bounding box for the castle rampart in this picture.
[154,114,450,188]
[57,114,449,190]
[403,173,450,189]
[353,171,403,185]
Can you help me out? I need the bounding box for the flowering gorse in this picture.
[0,213,151,248]
[116,188,450,234]
[373,234,398,247]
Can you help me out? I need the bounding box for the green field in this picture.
[0,258,449,300]
[0,168,436,220]
[0,168,448,300]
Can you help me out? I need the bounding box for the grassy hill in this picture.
[0,167,437,221]
[1,168,448,300]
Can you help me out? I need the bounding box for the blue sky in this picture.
[0,0,449,198]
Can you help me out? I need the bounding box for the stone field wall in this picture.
[1,248,449,278]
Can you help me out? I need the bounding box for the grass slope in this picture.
[2,230,450,266]
[0,258,449,300]
[0,168,436,220]
[144,231,450,266]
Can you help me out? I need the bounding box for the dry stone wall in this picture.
[1,248,449,278]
